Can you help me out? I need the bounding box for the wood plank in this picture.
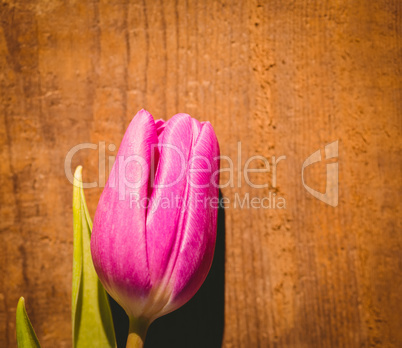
[0,0,401,347]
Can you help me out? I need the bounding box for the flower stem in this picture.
[126,317,149,348]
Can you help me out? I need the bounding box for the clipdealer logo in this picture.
[302,140,339,207]
[65,140,339,208]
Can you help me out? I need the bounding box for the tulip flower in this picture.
[91,109,220,347]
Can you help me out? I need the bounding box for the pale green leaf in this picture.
[16,297,41,348]
[72,166,116,348]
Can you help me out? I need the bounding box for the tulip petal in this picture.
[154,119,166,147]
[146,114,201,287]
[154,119,166,135]
[91,109,158,317]
[163,122,220,314]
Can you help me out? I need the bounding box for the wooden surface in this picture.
[0,0,401,347]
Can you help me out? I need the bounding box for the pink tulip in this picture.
[91,109,220,347]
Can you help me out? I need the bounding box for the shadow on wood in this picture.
[109,190,226,348]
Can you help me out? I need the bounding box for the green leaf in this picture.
[16,297,41,348]
[72,166,116,348]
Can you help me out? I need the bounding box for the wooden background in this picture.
[0,0,401,347]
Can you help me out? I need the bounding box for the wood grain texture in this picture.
[0,0,401,347]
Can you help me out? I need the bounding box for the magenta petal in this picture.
[165,122,220,313]
[146,114,201,286]
[154,118,166,140]
[154,118,165,130]
[91,109,158,316]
